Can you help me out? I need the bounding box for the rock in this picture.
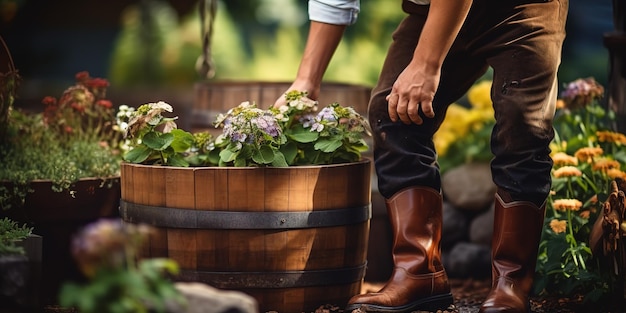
[443,242,491,279]
[167,282,258,313]
[441,201,470,250]
[442,162,496,211]
[470,202,494,246]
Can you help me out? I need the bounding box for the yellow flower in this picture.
[550,140,568,154]
[574,146,603,163]
[434,131,456,156]
[551,152,578,166]
[591,158,621,172]
[549,219,567,234]
[552,199,583,212]
[434,104,470,150]
[553,166,582,178]
[467,80,493,111]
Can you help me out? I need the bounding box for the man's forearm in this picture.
[294,21,346,94]
[412,0,473,71]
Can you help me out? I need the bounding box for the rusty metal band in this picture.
[177,263,367,289]
[119,200,371,229]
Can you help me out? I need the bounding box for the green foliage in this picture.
[123,91,370,168]
[60,219,185,313]
[534,78,626,305]
[0,72,123,210]
[108,1,400,87]
[122,101,197,166]
[0,217,32,256]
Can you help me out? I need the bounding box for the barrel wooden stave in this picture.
[121,160,371,313]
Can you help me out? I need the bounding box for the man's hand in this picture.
[386,0,472,125]
[273,82,319,109]
[387,63,439,125]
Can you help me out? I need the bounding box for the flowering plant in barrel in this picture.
[122,90,370,167]
[0,71,124,210]
[534,77,626,306]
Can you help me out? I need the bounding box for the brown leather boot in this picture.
[479,192,546,313]
[346,186,453,313]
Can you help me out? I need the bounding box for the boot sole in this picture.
[344,293,454,313]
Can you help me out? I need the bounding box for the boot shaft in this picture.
[385,186,445,274]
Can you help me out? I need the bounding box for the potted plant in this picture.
[0,217,39,311]
[119,91,372,313]
[0,67,125,306]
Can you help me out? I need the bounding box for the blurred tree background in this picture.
[0,0,616,95]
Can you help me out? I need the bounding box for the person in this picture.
[274,0,568,312]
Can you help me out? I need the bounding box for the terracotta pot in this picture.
[0,176,121,306]
[120,161,371,313]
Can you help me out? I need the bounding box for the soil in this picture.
[39,278,616,313]
[309,279,594,313]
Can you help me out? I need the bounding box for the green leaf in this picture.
[142,132,174,151]
[271,151,288,167]
[279,141,297,165]
[167,154,189,167]
[124,145,153,163]
[169,129,194,152]
[207,149,221,165]
[251,145,275,164]
[314,137,343,153]
[219,149,237,163]
[288,125,319,143]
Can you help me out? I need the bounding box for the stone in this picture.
[442,162,497,212]
[470,202,494,246]
[442,201,470,250]
[167,282,258,313]
[443,242,491,279]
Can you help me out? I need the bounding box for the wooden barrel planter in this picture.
[120,160,372,313]
[191,81,371,133]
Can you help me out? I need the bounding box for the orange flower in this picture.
[592,158,621,172]
[574,147,603,163]
[553,166,582,178]
[579,211,590,219]
[549,219,567,234]
[596,130,626,145]
[552,199,583,211]
[552,152,578,166]
[607,168,626,180]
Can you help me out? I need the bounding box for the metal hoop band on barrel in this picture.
[178,264,367,289]
[119,200,372,230]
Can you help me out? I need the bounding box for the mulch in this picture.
[40,278,616,313]
[310,279,592,313]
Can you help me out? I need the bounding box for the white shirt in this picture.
[309,1,430,25]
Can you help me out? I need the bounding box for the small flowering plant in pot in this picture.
[122,90,371,167]
[0,71,124,210]
[534,77,626,308]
